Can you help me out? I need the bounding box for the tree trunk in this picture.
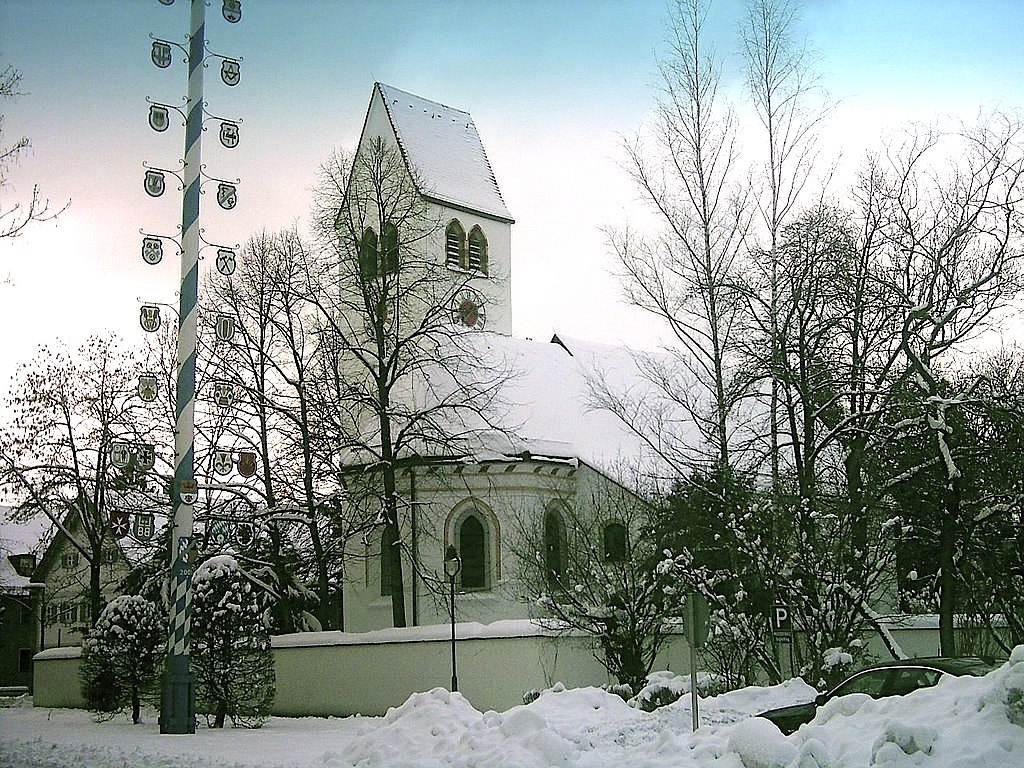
[938,477,960,655]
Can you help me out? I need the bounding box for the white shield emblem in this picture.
[148,104,169,132]
[135,443,155,471]
[142,236,163,265]
[140,305,161,333]
[236,451,257,478]
[215,248,237,276]
[179,480,198,506]
[144,169,165,197]
[235,521,255,548]
[151,40,172,68]
[219,121,239,149]
[215,313,235,341]
[138,373,158,402]
[213,381,234,408]
[222,0,241,23]
[213,449,234,476]
[217,183,237,210]
[110,509,130,539]
[133,513,155,542]
[111,442,131,469]
[221,59,240,87]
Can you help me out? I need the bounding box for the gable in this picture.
[371,83,513,223]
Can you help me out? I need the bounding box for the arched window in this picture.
[458,514,486,589]
[543,507,567,588]
[445,220,465,269]
[603,522,628,562]
[381,222,399,274]
[360,227,378,280]
[467,226,488,274]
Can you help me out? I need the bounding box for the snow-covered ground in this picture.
[3,647,1023,768]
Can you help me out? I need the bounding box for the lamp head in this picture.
[444,545,461,579]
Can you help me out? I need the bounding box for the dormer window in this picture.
[468,226,488,274]
[445,220,465,269]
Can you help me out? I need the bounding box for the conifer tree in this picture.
[191,554,275,728]
[80,594,164,724]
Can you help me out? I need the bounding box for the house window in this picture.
[61,552,79,569]
[467,226,488,274]
[381,222,399,274]
[603,522,628,562]
[458,514,487,590]
[360,227,378,280]
[19,649,33,674]
[544,507,567,588]
[445,220,465,268]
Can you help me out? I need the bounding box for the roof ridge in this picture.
[375,82,472,118]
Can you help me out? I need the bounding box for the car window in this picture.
[888,667,941,696]
[832,669,890,698]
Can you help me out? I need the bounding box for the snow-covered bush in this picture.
[79,594,165,724]
[628,670,726,712]
[191,554,275,728]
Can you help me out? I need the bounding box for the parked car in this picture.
[758,656,998,734]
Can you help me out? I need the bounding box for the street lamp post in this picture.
[443,545,461,693]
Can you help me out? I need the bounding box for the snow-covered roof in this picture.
[421,333,695,483]
[0,515,47,589]
[475,333,663,471]
[375,83,513,223]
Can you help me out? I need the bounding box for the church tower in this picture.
[356,83,514,335]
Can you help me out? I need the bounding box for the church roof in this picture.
[441,332,693,484]
[375,83,514,223]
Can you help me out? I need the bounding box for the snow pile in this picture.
[2,650,1023,767]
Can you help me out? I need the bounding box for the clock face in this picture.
[453,290,485,330]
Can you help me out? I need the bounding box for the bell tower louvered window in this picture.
[360,228,378,280]
[381,222,399,274]
[445,220,465,268]
[468,226,488,274]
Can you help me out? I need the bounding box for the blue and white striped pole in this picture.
[161,0,204,735]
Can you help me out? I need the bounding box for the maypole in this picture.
[144,0,243,735]
[160,0,204,734]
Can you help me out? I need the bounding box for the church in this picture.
[336,83,664,634]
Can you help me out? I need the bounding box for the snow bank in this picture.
[4,648,1024,767]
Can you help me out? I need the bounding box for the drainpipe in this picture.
[411,467,419,626]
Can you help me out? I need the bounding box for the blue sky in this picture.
[1,0,1022,396]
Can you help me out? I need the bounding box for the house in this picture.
[29,513,129,649]
[333,85,676,633]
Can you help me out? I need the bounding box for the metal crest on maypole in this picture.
[144,0,243,735]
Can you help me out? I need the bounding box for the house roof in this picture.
[375,83,514,223]
[0,512,48,589]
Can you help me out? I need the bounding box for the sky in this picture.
[3,650,1024,766]
[1,0,1023,401]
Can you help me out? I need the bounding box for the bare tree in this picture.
[205,229,356,631]
[603,0,753,481]
[514,472,684,693]
[307,139,512,628]
[865,114,1024,653]
[1,61,66,240]
[739,0,830,493]
[0,337,167,622]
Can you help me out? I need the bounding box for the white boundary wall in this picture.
[33,619,968,716]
